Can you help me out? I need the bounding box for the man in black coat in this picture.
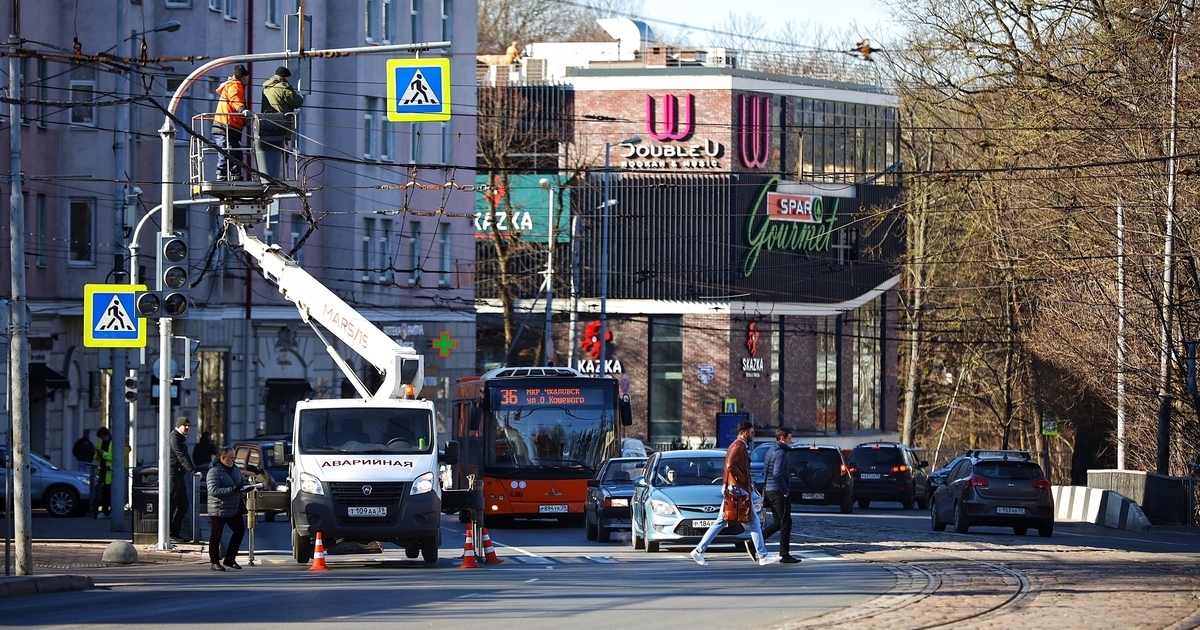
[169,416,197,543]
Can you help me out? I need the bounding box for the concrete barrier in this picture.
[1052,485,1151,531]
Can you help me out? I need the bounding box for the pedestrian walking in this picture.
[193,430,219,465]
[213,64,250,180]
[169,416,197,543]
[761,427,801,563]
[206,446,248,571]
[260,66,303,114]
[93,427,113,519]
[72,429,95,473]
[690,420,780,566]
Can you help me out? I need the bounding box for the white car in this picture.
[621,438,648,458]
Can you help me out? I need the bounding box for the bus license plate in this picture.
[539,504,568,513]
[692,520,715,529]
[860,473,881,480]
[347,506,387,517]
[996,507,1025,515]
[801,493,824,500]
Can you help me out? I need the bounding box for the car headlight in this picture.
[649,499,678,516]
[298,471,324,496]
[75,474,90,485]
[410,471,435,495]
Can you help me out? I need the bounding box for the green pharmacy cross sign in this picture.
[432,331,458,357]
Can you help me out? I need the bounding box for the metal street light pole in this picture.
[540,178,555,366]
[1157,12,1179,475]
[599,138,639,379]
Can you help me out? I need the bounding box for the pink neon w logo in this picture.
[645,94,694,141]
[738,94,770,169]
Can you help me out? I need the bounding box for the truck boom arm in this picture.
[232,223,424,400]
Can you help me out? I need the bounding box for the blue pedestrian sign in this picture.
[84,284,148,348]
[386,58,451,122]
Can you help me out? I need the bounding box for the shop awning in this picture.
[29,363,70,390]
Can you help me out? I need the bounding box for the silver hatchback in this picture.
[0,447,92,517]
[930,453,1054,537]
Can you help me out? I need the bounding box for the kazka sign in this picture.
[475,174,571,242]
[741,177,855,277]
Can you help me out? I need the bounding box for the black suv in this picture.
[847,442,929,510]
[786,444,854,514]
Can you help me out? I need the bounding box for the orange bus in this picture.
[451,367,631,523]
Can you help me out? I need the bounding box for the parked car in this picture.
[786,444,854,514]
[232,435,292,521]
[585,457,646,542]
[847,442,929,510]
[750,442,772,489]
[621,438,649,458]
[929,451,1054,537]
[631,449,751,553]
[0,447,91,517]
[927,450,1032,496]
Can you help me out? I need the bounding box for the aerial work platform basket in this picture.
[189,112,301,200]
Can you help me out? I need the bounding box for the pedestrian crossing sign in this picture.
[386,58,451,122]
[84,284,148,348]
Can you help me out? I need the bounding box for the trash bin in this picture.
[131,466,159,545]
[255,113,294,181]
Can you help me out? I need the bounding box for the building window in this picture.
[441,0,452,40]
[816,316,838,433]
[438,222,451,287]
[36,58,47,127]
[852,298,882,431]
[69,65,97,126]
[439,122,451,165]
[207,0,219,10]
[167,0,193,6]
[290,213,306,265]
[366,0,380,42]
[648,316,683,444]
[832,227,858,265]
[224,0,237,20]
[364,96,379,159]
[266,0,282,26]
[68,198,95,265]
[33,194,47,267]
[383,0,396,42]
[410,0,422,43]
[380,101,393,161]
[408,220,422,286]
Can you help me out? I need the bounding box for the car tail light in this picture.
[1033,479,1051,490]
[847,463,858,473]
[892,464,908,473]
[840,464,847,475]
[966,475,989,488]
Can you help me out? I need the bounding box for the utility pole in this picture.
[109,0,129,534]
[8,31,32,575]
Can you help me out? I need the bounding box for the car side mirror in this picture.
[274,440,291,465]
[634,476,647,487]
[919,460,929,469]
[441,440,460,465]
[587,478,600,488]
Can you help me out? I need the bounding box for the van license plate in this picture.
[860,473,881,480]
[539,504,568,513]
[347,507,387,517]
[801,493,824,500]
[996,507,1024,515]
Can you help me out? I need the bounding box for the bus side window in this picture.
[469,404,481,431]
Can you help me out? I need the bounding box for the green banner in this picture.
[475,174,570,243]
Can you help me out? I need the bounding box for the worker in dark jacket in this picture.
[261,66,304,114]
[206,446,248,571]
[169,417,196,544]
[761,427,800,563]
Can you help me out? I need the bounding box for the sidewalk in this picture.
[0,510,205,597]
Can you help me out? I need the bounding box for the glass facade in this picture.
[649,316,683,443]
[853,296,883,431]
[791,99,898,185]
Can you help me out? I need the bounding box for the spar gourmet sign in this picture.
[617,94,725,171]
[741,177,856,278]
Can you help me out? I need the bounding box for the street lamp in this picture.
[599,137,640,378]
[540,178,556,366]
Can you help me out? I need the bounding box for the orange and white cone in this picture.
[460,526,480,568]
[308,532,329,572]
[481,527,504,564]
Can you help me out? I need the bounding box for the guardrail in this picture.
[1087,469,1196,526]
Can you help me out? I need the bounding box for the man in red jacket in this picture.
[213,65,250,180]
[689,420,780,566]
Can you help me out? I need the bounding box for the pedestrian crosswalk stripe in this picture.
[400,70,439,106]
[96,295,136,332]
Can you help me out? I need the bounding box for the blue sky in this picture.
[633,0,899,46]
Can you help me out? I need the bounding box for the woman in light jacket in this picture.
[206,446,246,571]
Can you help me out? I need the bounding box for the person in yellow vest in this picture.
[93,426,113,519]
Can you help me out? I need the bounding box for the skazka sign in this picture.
[742,177,844,277]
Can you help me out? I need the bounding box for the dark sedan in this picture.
[930,453,1055,537]
[585,457,646,542]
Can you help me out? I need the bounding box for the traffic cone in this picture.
[460,526,480,568]
[308,532,329,572]
[481,527,504,564]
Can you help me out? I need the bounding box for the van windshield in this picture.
[298,407,433,455]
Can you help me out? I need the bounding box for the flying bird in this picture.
[851,39,881,62]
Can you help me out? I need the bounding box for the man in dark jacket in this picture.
[261,66,303,114]
[72,429,95,472]
[761,427,800,563]
[169,416,196,543]
[206,446,248,571]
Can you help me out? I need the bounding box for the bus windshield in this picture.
[486,404,615,473]
[298,407,433,455]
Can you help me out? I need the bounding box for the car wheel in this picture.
[857,499,870,509]
[1038,522,1054,538]
[421,534,439,563]
[645,530,659,553]
[597,521,612,543]
[953,502,971,534]
[1013,526,1028,536]
[632,517,645,550]
[931,499,947,532]
[44,486,80,517]
[840,501,853,515]
[585,514,598,541]
[901,495,915,511]
[292,527,314,564]
[917,492,930,511]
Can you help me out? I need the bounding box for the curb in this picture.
[0,574,94,598]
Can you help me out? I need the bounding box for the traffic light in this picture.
[134,290,162,318]
[124,376,138,403]
[158,233,189,318]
